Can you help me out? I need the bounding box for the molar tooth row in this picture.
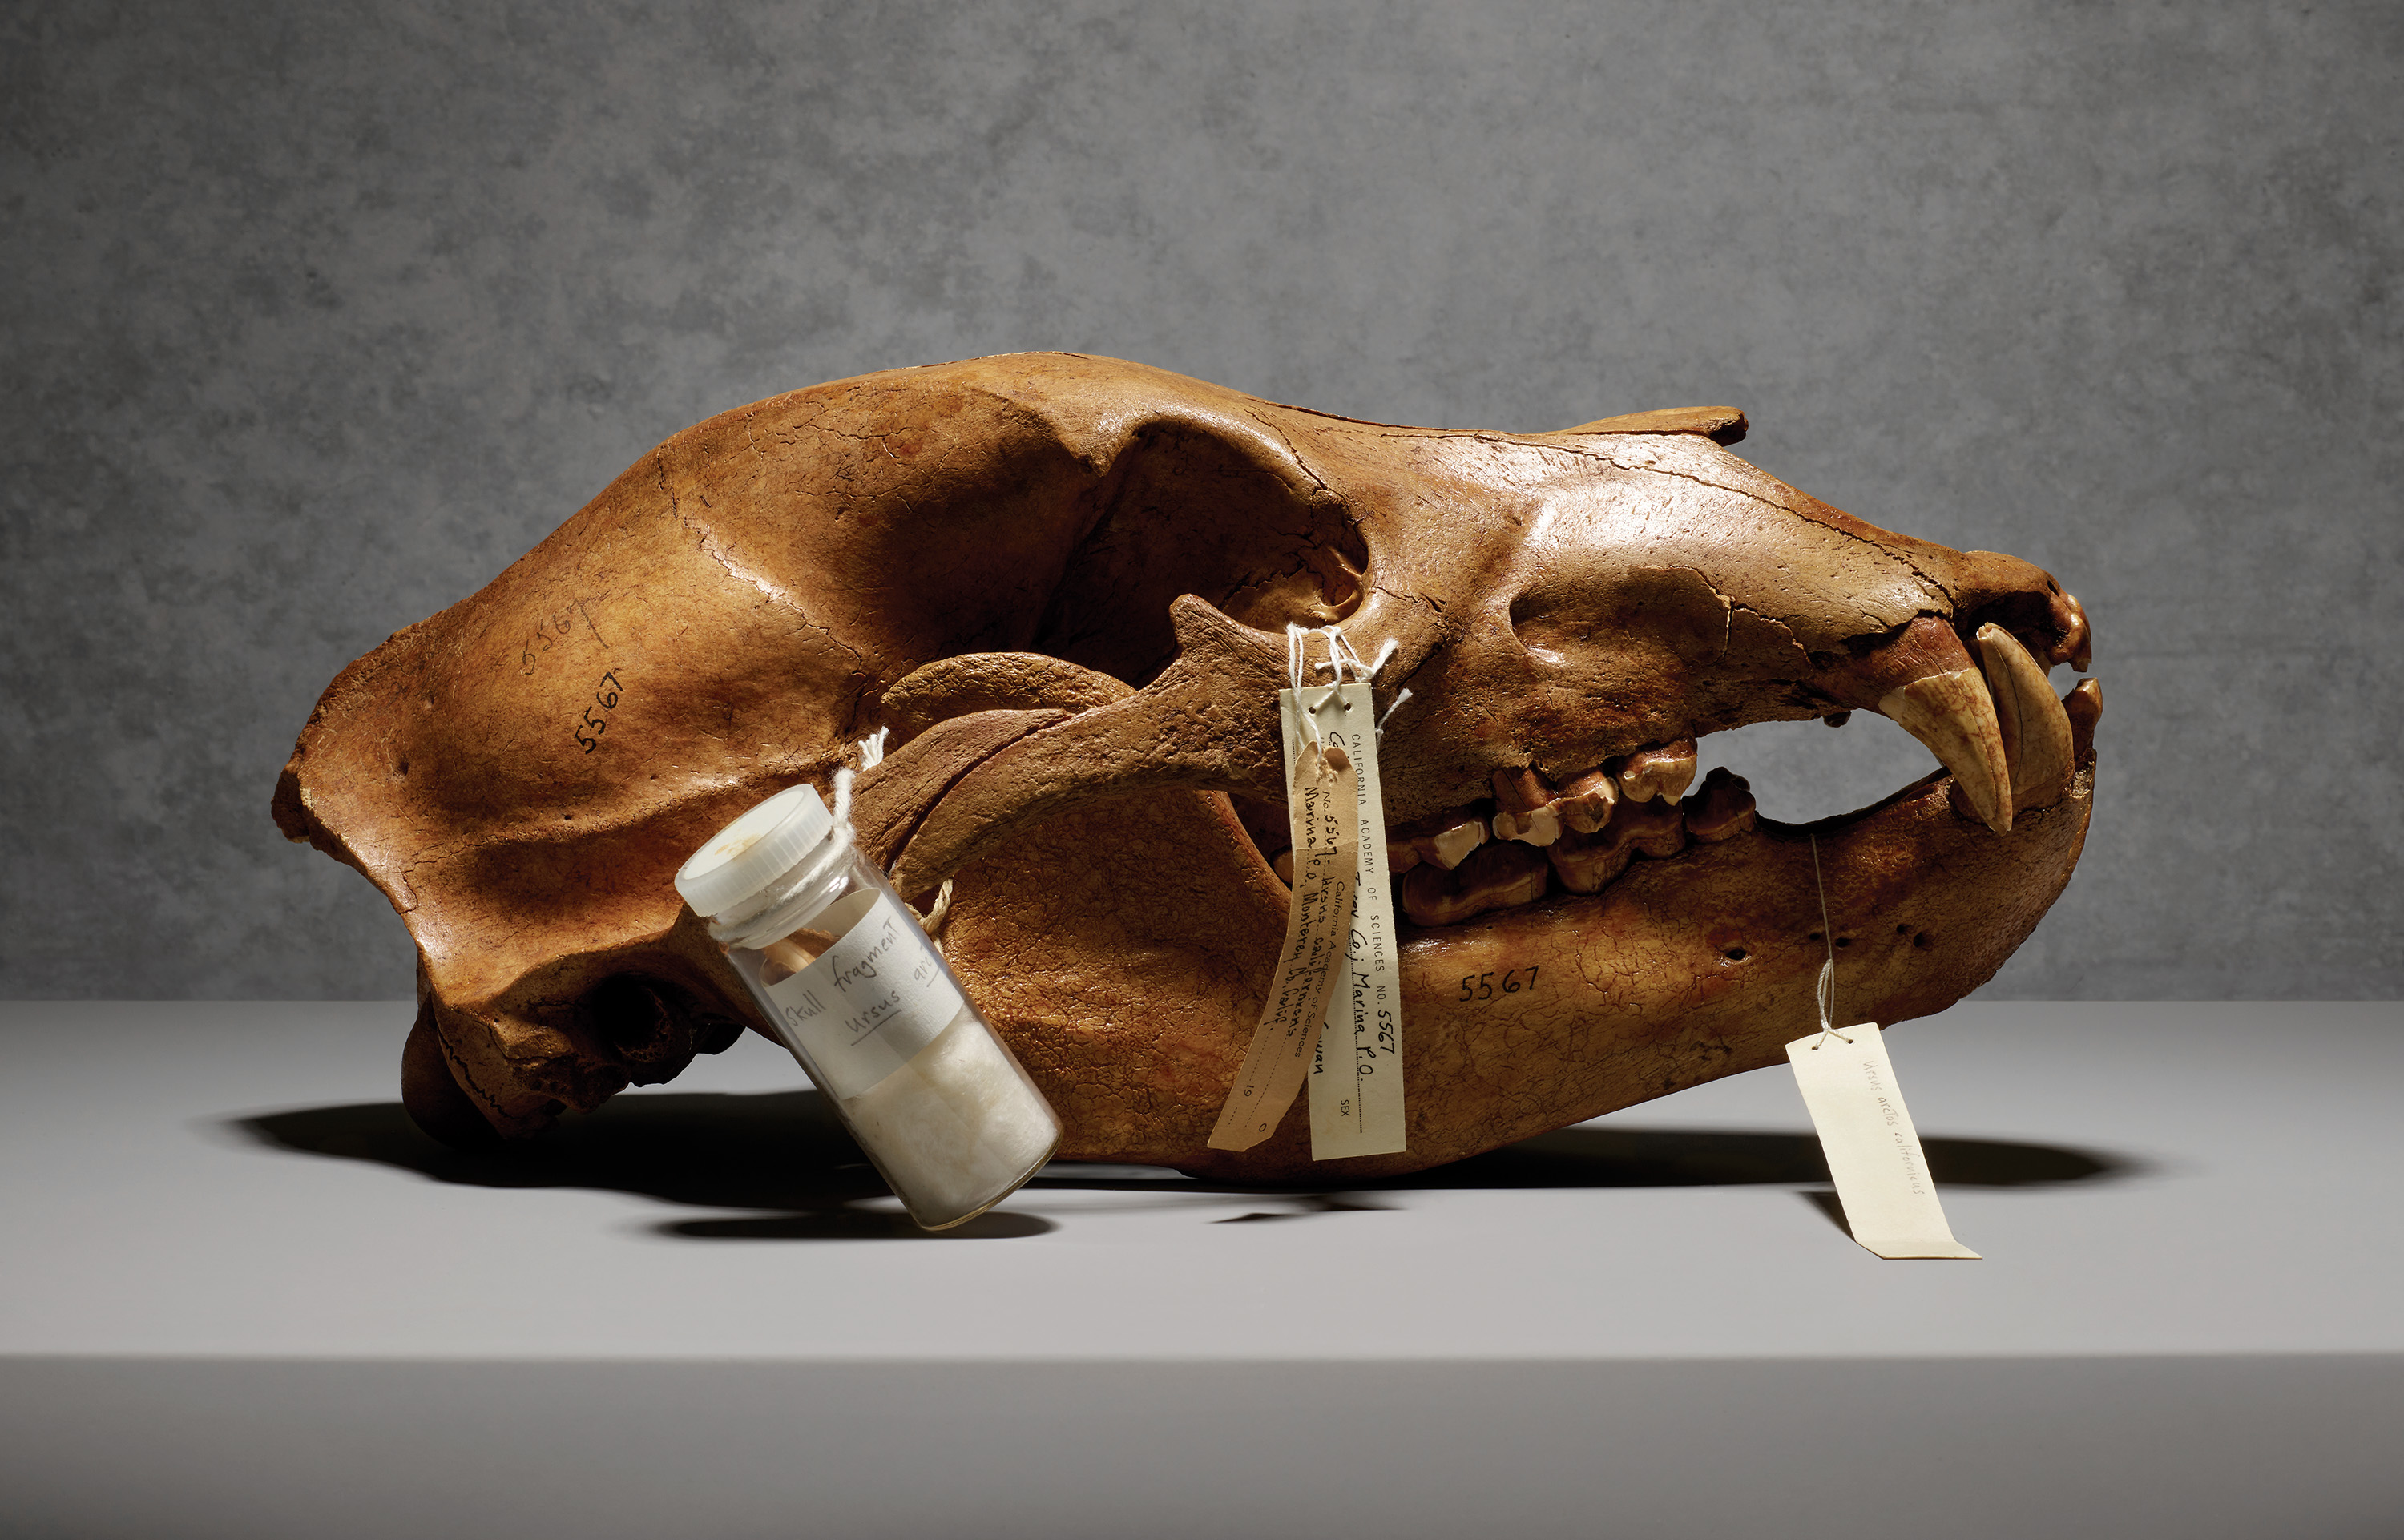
[1394,766,1761,926]
[1485,740,1697,851]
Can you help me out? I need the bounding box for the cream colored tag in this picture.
[1293,683,1406,1159]
[1785,1024,1981,1260]
[1207,730,1360,1152]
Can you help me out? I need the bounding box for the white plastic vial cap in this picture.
[674,783,836,921]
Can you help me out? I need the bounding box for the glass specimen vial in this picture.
[675,783,1062,1229]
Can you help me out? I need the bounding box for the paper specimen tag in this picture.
[760,889,964,1100]
[1293,682,1406,1159]
[1785,1024,1980,1259]
[1207,716,1361,1152]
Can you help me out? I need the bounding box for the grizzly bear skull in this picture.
[275,353,2095,1180]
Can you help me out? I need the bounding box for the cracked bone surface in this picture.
[275,353,2096,1179]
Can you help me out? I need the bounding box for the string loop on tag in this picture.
[1287,625,1399,740]
[1805,832,1852,1048]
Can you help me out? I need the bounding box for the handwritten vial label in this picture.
[1785,1024,1980,1260]
[761,889,964,1100]
[1297,682,1407,1159]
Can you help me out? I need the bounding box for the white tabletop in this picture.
[6,1000,2399,1540]
[5,998,2398,1363]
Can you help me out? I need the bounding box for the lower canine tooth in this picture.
[1977,623,2075,812]
[1398,840,1550,926]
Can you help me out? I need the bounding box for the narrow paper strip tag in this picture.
[1295,682,1406,1159]
[1785,1024,1980,1260]
[1207,726,1360,1152]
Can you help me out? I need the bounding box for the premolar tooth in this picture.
[1398,841,1550,926]
[1977,623,2075,812]
[1875,648,2013,835]
[1683,768,1757,844]
[1392,807,1488,870]
[1490,767,1564,846]
[1618,739,1698,804]
[1557,768,1619,833]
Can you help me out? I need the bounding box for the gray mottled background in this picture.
[4,2,2398,1000]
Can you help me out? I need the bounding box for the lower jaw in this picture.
[1172,762,2095,1182]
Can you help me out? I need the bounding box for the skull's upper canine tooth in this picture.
[1490,767,1565,846]
[1618,739,1698,805]
[1869,623,2013,834]
[1977,623,2075,813]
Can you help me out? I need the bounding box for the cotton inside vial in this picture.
[675,783,1061,1228]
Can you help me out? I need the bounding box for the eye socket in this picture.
[1035,425,1370,685]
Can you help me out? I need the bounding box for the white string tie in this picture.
[1806,832,1853,1048]
[712,729,946,951]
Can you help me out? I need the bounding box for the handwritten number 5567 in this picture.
[1458,967,1539,1002]
[575,671,623,753]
